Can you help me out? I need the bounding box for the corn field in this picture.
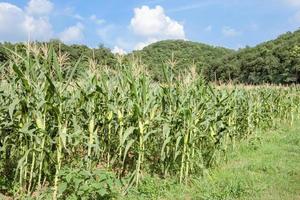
[0,44,299,199]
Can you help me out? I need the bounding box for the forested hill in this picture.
[203,30,300,84]
[1,30,300,84]
[0,40,117,67]
[129,40,234,81]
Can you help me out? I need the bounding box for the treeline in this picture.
[132,30,300,84]
[1,29,300,84]
[203,30,300,84]
[129,40,233,81]
[0,39,117,67]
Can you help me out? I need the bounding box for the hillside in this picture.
[1,30,300,84]
[129,40,234,81]
[0,40,117,68]
[203,30,300,84]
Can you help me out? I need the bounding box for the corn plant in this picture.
[0,44,299,198]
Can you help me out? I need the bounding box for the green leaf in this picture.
[58,182,67,195]
[97,188,108,196]
[8,98,19,120]
[143,130,156,142]
[121,127,135,146]
[123,139,135,165]
[12,64,30,91]
[74,178,83,190]
[62,56,82,92]
[161,136,171,161]
[66,173,73,183]
[163,124,170,138]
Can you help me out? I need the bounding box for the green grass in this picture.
[124,120,300,200]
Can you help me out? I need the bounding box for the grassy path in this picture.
[203,121,300,200]
[126,120,300,200]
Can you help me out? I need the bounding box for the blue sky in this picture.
[0,0,300,53]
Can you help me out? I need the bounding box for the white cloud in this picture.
[168,2,212,13]
[248,22,259,31]
[24,16,53,40]
[74,14,84,20]
[90,15,105,25]
[62,6,84,20]
[222,26,241,37]
[59,23,84,43]
[97,25,115,42]
[294,11,300,21]
[204,25,212,32]
[284,0,300,25]
[0,2,53,42]
[282,0,300,26]
[26,0,53,16]
[289,10,300,24]
[134,38,158,50]
[130,5,185,39]
[284,0,300,7]
[112,46,127,55]
[130,5,185,51]
[0,3,26,41]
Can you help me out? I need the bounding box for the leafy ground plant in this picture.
[57,168,121,199]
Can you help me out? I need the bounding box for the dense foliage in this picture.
[0,44,299,199]
[0,40,117,68]
[2,30,300,85]
[203,30,300,84]
[130,40,233,81]
[129,30,300,84]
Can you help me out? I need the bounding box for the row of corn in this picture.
[0,44,299,198]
